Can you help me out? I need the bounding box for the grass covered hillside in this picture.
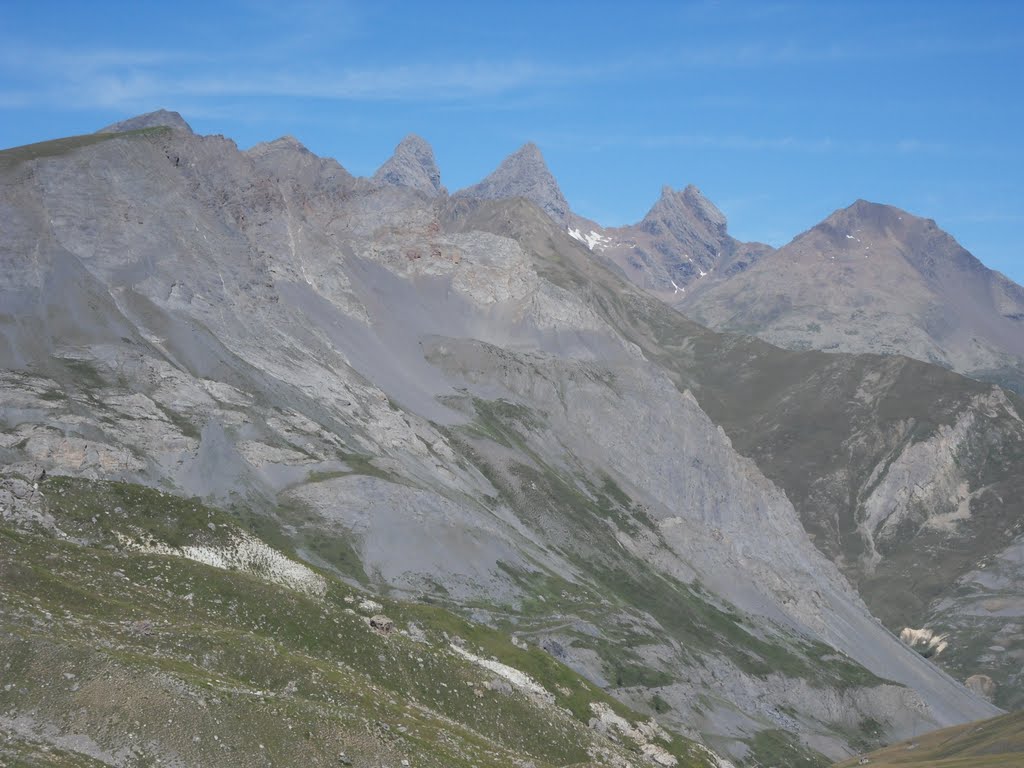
[833,710,1024,768]
[0,475,719,768]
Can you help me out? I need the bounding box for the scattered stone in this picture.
[368,615,395,635]
[965,674,997,700]
[540,637,566,661]
[484,679,513,696]
[358,598,383,614]
[406,622,428,644]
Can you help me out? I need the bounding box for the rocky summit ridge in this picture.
[373,133,445,197]
[99,108,193,134]
[680,199,1024,392]
[455,141,572,225]
[0,110,1021,767]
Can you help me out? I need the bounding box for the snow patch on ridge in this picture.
[568,226,611,251]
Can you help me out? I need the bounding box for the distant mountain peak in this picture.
[249,135,312,155]
[808,200,938,249]
[457,142,570,225]
[513,141,542,160]
[99,109,193,134]
[373,134,444,196]
[642,183,727,237]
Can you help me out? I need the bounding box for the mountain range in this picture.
[491,147,1024,394]
[1,110,1022,767]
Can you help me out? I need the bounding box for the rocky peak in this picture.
[457,142,570,226]
[809,200,985,275]
[373,134,444,196]
[817,199,919,238]
[247,135,314,159]
[99,109,193,134]
[641,184,728,237]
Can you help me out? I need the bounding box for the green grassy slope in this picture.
[0,476,715,768]
[0,127,169,171]
[833,711,1024,768]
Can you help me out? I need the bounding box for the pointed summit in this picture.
[641,184,727,238]
[457,142,570,225]
[247,135,314,159]
[806,199,989,278]
[99,109,193,134]
[373,134,443,196]
[817,199,919,237]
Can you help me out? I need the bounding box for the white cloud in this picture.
[0,40,596,112]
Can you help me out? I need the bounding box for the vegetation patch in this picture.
[0,127,170,170]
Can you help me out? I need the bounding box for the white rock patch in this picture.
[899,626,948,656]
[449,644,553,703]
[119,530,326,598]
[358,598,383,614]
[588,702,677,766]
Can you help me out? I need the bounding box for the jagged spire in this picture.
[373,134,443,196]
[457,142,570,225]
[642,184,727,234]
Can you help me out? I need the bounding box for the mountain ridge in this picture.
[679,198,1024,392]
[1,112,1019,765]
[455,141,572,226]
[373,133,445,197]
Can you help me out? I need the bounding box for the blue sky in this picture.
[2,0,1022,282]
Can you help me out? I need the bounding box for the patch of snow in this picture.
[118,530,327,598]
[449,644,553,703]
[567,227,611,251]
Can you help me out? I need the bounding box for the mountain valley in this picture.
[1,111,1022,766]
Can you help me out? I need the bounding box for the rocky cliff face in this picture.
[373,134,444,197]
[0,113,1012,765]
[455,150,1024,710]
[456,142,571,225]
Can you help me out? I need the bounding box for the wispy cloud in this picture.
[0,41,602,114]
[538,131,947,155]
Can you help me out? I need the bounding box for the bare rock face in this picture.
[373,134,444,196]
[679,199,1024,392]
[558,184,773,302]
[641,185,727,241]
[456,142,570,225]
[99,108,193,134]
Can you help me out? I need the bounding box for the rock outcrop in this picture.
[373,134,444,196]
[456,142,570,225]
